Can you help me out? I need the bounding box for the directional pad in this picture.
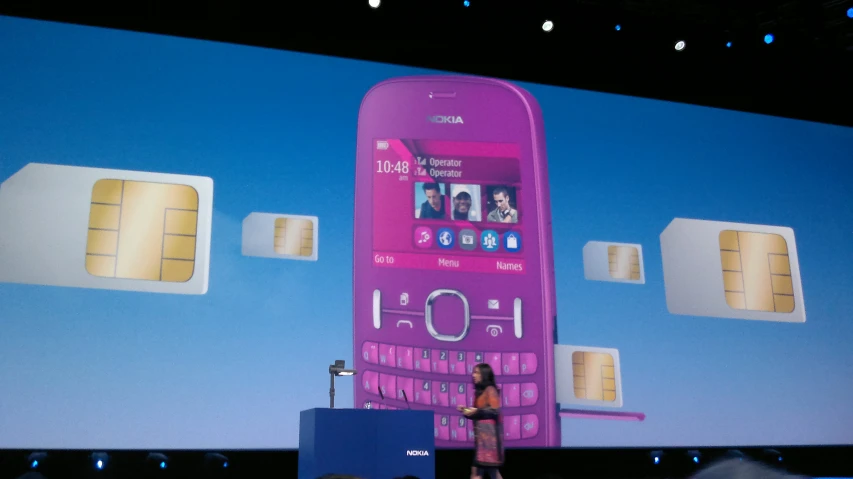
[425,289,470,342]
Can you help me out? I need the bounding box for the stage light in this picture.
[368,0,380,8]
[675,40,686,51]
[847,7,852,18]
[90,452,109,471]
[650,450,664,465]
[542,20,554,32]
[463,0,470,6]
[615,24,621,31]
[329,360,357,408]
[27,452,47,469]
[764,33,774,44]
[146,453,170,471]
[688,450,702,465]
[726,41,732,47]
[204,453,229,469]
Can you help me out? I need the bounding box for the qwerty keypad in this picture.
[361,341,541,442]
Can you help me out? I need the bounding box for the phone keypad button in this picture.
[431,349,449,374]
[450,351,466,375]
[521,382,539,406]
[397,376,414,403]
[521,414,539,439]
[466,352,483,374]
[431,381,449,407]
[486,352,502,375]
[452,416,468,442]
[502,383,521,407]
[379,343,395,367]
[397,346,413,370]
[362,371,379,393]
[435,414,450,441]
[414,379,431,405]
[520,353,538,375]
[414,348,431,372]
[504,415,521,440]
[450,382,466,407]
[362,342,379,364]
[379,373,395,399]
[502,353,519,375]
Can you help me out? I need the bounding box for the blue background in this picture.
[1,16,851,449]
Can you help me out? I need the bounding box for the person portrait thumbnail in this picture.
[449,184,482,222]
[415,182,446,219]
[486,186,518,224]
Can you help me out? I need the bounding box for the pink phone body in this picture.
[353,76,559,448]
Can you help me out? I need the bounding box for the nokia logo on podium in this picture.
[427,115,463,124]
[406,450,430,456]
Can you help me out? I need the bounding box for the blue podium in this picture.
[298,408,435,479]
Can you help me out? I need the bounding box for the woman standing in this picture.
[458,363,505,479]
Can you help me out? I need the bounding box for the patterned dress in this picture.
[470,385,505,467]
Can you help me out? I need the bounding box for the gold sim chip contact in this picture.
[583,241,645,284]
[554,345,623,408]
[719,230,794,313]
[572,351,617,402]
[242,212,319,261]
[273,217,315,257]
[0,163,213,294]
[608,245,641,281]
[86,179,199,282]
[660,218,805,322]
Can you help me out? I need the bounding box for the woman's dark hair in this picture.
[474,362,497,391]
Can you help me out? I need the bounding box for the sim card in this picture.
[583,241,645,284]
[660,218,805,322]
[241,212,318,261]
[555,345,623,408]
[0,163,213,294]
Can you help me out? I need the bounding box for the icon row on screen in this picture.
[414,226,521,253]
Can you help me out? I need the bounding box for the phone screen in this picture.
[373,138,524,272]
[356,136,552,447]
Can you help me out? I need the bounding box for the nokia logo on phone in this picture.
[406,450,430,456]
[428,115,464,124]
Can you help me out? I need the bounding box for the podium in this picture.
[298,408,435,479]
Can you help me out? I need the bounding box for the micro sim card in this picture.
[583,241,645,284]
[241,212,318,261]
[554,345,623,408]
[660,218,805,322]
[0,163,213,294]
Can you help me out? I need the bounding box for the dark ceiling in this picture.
[1,0,851,126]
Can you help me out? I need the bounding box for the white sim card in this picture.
[0,163,213,294]
[583,241,645,284]
[660,218,805,323]
[242,212,318,261]
[555,345,623,408]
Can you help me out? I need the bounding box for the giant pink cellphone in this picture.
[353,76,559,448]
